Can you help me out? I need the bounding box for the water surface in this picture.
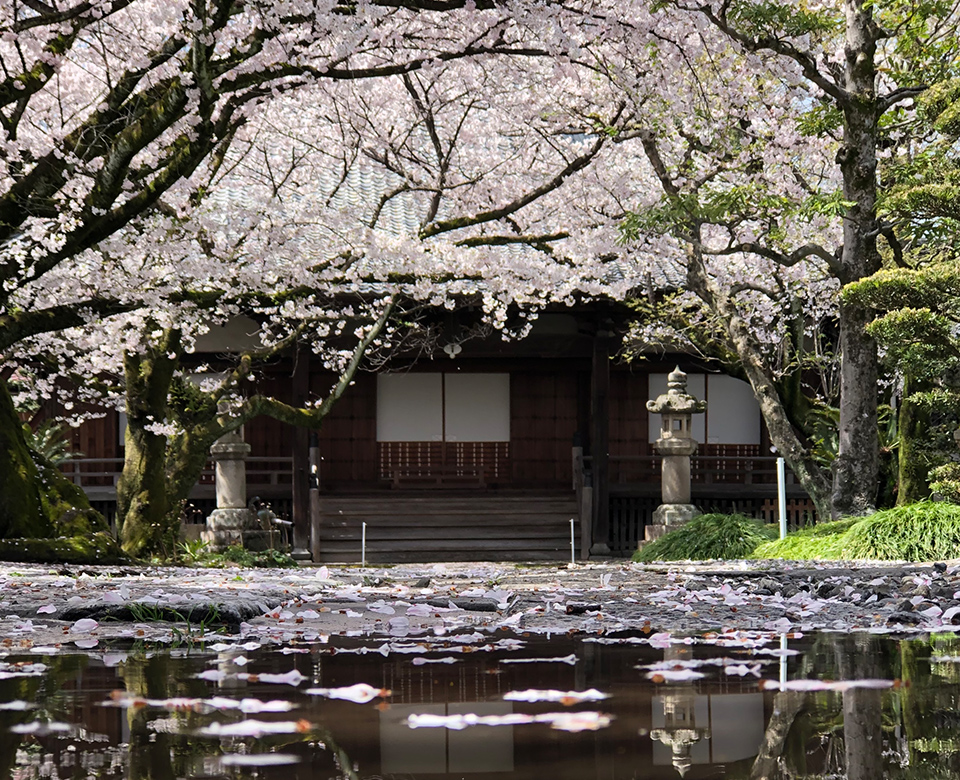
[4,629,959,779]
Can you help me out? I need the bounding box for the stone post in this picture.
[202,428,270,552]
[645,367,706,543]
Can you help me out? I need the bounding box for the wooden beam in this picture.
[291,350,311,555]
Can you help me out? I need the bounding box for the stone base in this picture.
[644,504,701,543]
[202,508,273,553]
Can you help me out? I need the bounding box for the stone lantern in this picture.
[650,687,711,777]
[650,645,711,778]
[645,367,706,542]
[202,427,270,552]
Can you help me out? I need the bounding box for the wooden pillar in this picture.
[309,431,321,561]
[291,352,311,557]
[590,331,611,555]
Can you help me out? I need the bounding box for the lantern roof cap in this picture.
[646,367,706,415]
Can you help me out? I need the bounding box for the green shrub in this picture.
[633,513,777,562]
[751,518,856,560]
[841,501,960,561]
[198,544,297,569]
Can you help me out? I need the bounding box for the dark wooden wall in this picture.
[510,370,579,486]
[59,360,659,492]
[609,369,649,458]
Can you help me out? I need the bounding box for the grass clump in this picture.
[634,513,777,562]
[207,544,297,568]
[176,539,297,568]
[841,501,960,561]
[751,518,856,560]
[634,502,960,563]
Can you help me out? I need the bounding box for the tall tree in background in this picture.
[14,53,637,556]
[620,0,960,517]
[843,76,960,503]
[0,0,570,538]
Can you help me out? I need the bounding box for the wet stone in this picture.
[888,611,925,625]
[426,597,499,612]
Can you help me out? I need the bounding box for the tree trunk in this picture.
[0,378,53,538]
[832,0,883,517]
[720,296,834,519]
[897,372,931,504]
[750,691,805,780]
[683,233,835,520]
[165,423,235,518]
[116,341,180,558]
[121,654,176,780]
[836,633,885,779]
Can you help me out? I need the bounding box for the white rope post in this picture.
[777,456,787,540]
[361,521,367,568]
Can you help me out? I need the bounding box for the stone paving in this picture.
[1,558,959,651]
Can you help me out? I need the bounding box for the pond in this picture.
[3,628,959,780]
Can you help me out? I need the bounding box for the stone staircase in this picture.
[313,492,580,564]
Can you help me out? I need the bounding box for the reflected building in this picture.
[5,637,780,780]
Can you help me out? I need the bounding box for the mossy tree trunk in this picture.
[897,371,932,505]
[0,378,52,538]
[121,654,176,780]
[115,305,394,559]
[116,331,182,558]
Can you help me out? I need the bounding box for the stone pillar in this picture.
[202,428,270,552]
[644,367,706,543]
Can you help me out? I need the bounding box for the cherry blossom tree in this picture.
[0,0,595,541]
[13,48,639,556]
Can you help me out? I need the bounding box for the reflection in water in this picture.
[2,631,960,779]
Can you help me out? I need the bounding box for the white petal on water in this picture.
[406,711,612,732]
[760,678,897,692]
[503,688,608,704]
[74,638,98,649]
[305,683,389,703]
[198,719,311,737]
[0,701,34,710]
[70,618,98,634]
[645,668,705,682]
[221,754,302,767]
[724,663,764,677]
[237,669,306,686]
[500,654,578,666]
[10,721,72,735]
